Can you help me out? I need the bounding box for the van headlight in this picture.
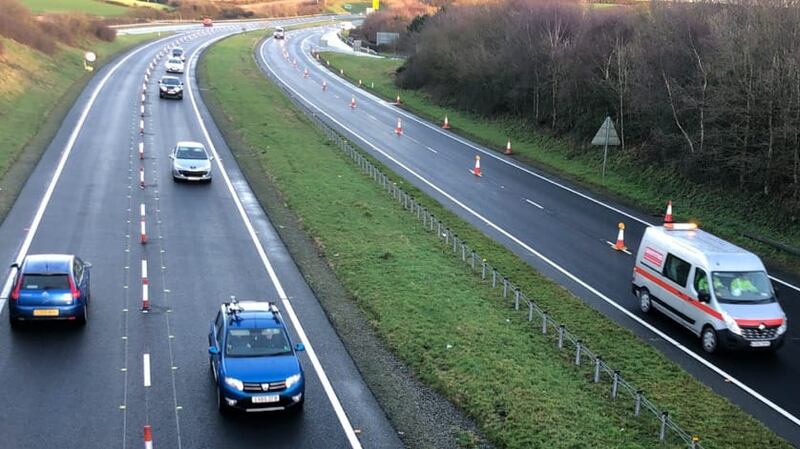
[721,311,742,335]
[285,373,302,389]
[224,377,244,391]
[777,320,787,335]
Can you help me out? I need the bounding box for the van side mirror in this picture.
[295,343,305,352]
[698,292,710,303]
[774,286,780,299]
[10,262,19,269]
[208,346,219,356]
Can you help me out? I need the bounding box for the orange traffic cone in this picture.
[395,118,403,135]
[394,94,401,105]
[322,80,327,91]
[504,139,513,155]
[442,116,451,129]
[470,155,482,177]
[613,223,626,251]
[358,79,362,87]
[303,68,309,78]
[350,96,357,109]
[664,200,674,224]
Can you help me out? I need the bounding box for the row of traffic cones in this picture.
[611,201,677,252]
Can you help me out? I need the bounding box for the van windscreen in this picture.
[711,271,774,303]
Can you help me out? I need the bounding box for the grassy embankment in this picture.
[199,32,791,449]
[319,51,800,276]
[326,0,372,14]
[19,0,167,15]
[0,33,157,216]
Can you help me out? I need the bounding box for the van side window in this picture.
[694,269,709,294]
[663,254,691,287]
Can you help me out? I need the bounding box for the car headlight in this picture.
[224,377,244,391]
[285,373,302,389]
[160,86,167,91]
[174,86,182,91]
[721,311,742,335]
[777,320,787,335]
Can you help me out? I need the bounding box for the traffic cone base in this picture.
[470,155,482,177]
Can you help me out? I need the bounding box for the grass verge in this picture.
[199,32,792,449]
[319,51,800,278]
[19,0,130,15]
[0,33,159,221]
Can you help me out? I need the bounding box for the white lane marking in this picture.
[0,34,178,314]
[143,353,151,387]
[525,198,544,210]
[261,39,800,428]
[188,33,363,449]
[605,241,632,256]
[142,260,148,281]
[425,146,438,154]
[299,33,800,294]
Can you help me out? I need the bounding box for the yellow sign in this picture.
[372,0,379,10]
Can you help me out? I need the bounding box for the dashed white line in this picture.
[143,354,151,387]
[425,146,438,154]
[525,198,544,210]
[262,37,800,428]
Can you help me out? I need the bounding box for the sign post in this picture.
[591,116,620,178]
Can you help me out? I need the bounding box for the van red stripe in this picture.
[735,318,784,327]
[634,266,722,320]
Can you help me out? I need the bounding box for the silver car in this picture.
[165,58,184,74]
[170,141,212,182]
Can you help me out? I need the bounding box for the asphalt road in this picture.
[257,26,800,445]
[0,23,401,449]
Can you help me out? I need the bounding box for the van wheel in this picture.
[76,304,88,326]
[701,326,719,354]
[638,289,653,314]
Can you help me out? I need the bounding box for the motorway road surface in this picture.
[0,23,401,449]
[257,26,800,445]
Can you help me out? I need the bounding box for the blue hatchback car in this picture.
[208,299,305,413]
[8,254,91,328]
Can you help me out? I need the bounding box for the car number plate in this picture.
[33,309,59,317]
[750,340,771,348]
[251,395,279,404]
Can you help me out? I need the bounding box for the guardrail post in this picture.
[423,209,427,227]
[471,251,476,270]
[611,370,619,400]
[634,390,642,416]
[481,259,487,279]
[541,312,548,334]
[593,356,602,383]
[528,302,534,321]
[445,228,449,244]
[492,269,497,288]
[558,325,565,349]
[461,242,466,261]
[514,289,520,310]
[503,278,509,298]
[452,234,458,253]
[659,411,668,441]
[437,221,441,237]
[575,340,582,365]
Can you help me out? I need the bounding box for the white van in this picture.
[273,26,285,39]
[632,224,787,353]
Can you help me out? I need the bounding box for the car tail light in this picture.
[69,276,80,299]
[10,275,23,301]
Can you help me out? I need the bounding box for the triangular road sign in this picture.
[591,116,620,146]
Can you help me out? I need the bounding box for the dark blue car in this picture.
[208,299,305,414]
[8,254,91,328]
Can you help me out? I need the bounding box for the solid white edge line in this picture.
[525,198,544,210]
[299,31,800,295]
[0,34,179,314]
[143,353,151,387]
[261,36,800,428]
[187,32,363,449]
